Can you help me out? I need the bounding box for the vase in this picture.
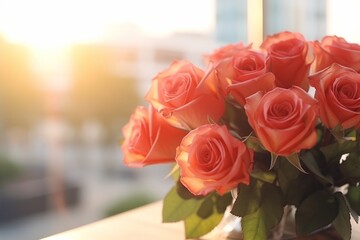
[204,205,342,240]
[203,194,342,240]
[204,205,297,240]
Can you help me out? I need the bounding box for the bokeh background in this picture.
[0,0,358,239]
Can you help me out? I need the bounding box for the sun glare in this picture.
[327,0,360,42]
[0,0,214,89]
[0,0,214,51]
[0,0,111,50]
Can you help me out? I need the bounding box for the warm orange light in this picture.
[0,0,214,90]
[0,0,109,51]
[0,0,215,51]
[247,0,263,49]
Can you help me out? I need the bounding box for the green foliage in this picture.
[162,181,232,238]
[296,190,338,235]
[246,136,265,152]
[340,152,360,179]
[333,192,352,240]
[241,183,284,240]
[277,157,300,193]
[284,174,322,207]
[347,186,360,216]
[301,150,334,185]
[231,178,284,240]
[104,192,156,217]
[320,139,359,162]
[161,129,360,240]
[215,193,232,213]
[0,156,22,185]
[184,193,232,238]
[221,98,252,138]
[184,201,224,239]
[250,169,276,184]
[162,184,204,222]
[231,179,262,217]
[67,44,141,138]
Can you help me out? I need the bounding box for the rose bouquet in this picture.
[121,31,360,240]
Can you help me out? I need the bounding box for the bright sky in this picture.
[327,0,360,43]
[0,0,215,90]
[0,0,215,50]
[2,0,360,50]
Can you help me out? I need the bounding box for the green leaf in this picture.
[231,179,262,217]
[333,192,352,240]
[331,124,346,142]
[176,181,203,200]
[344,196,359,224]
[321,140,358,161]
[331,125,357,142]
[347,186,360,216]
[286,153,307,173]
[241,183,284,240]
[184,199,224,239]
[277,157,300,193]
[345,128,357,140]
[222,98,253,137]
[197,196,214,219]
[162,185,203,223]
[285,175,322,207]
[301,151,333,185]
[241,208,267,240]
[340,152,360,178]
[296,190,338,235]
[215,192,232,213]
[250,168,276,184]
[261,183,284,227]
[246,136,265,152]
[182,193,231,239]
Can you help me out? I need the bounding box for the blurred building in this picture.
[105,31,219,96]
[215,0,247,44]
[215,0,327,43]
[264,0,327,40]
[0,29,220,240]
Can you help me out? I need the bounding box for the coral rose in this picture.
[176,124,253,196]
[245,87,318,157]
[312,35,360,73]
[122,105,188,167]
[145,60,225,130]
[215,49,275,106]
[260,31,313,91]
[309,63,360,130]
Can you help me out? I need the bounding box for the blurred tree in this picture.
[0,155,22,185]
[0,37,42,129]
[104,192,157,217]
[67,44,141,140]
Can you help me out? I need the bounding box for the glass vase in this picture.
[204,205,296,240]
[204,204,341,240]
